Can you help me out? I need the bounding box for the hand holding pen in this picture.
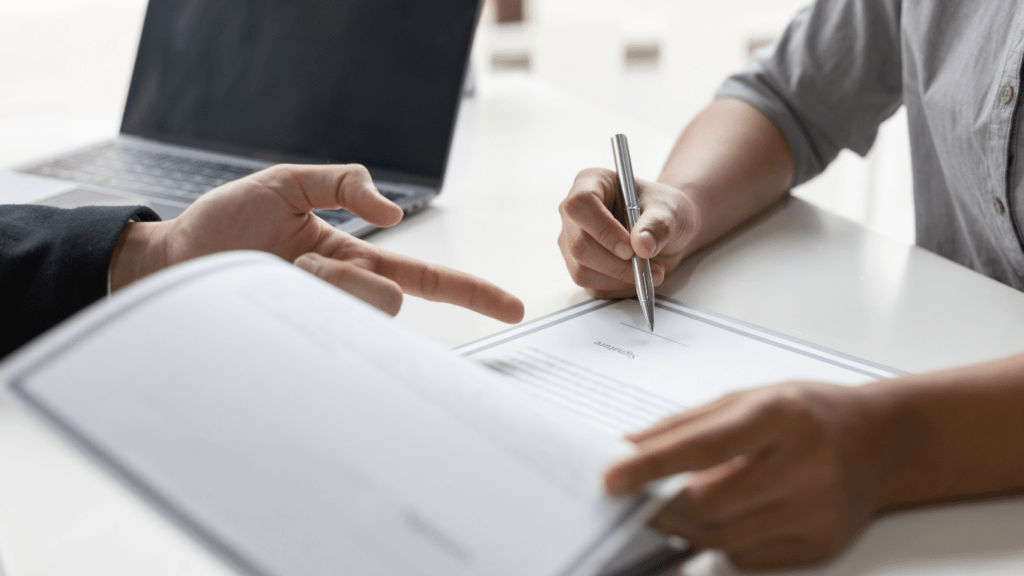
[558,134,705,316]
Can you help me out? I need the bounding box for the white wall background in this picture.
[0,0,915,244]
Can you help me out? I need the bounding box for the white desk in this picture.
[2,74,1024,576]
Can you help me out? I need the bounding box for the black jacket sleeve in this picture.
[0,204,161,359]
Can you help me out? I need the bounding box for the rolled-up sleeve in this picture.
[716,0,904,187]
[0,204,160,358]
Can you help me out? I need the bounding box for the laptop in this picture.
[0,0,483,236]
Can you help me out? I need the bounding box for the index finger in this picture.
[560,168,633,260]
[373,248,525,323]
[604,402,782,496]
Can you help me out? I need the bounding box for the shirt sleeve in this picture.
[715,0,904,187]
[0,204,161,359]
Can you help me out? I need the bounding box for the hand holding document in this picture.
[0,251,900,576]
[0,251,685,576]
[460,297,901,571]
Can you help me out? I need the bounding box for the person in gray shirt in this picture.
[558,0,1024,570]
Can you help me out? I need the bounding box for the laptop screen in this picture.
[121,0,482,187]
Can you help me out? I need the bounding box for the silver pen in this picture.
[611,134,656,332]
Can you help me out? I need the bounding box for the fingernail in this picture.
[613,242,632,260]
[640,230,657,254]
[294,254,319,273]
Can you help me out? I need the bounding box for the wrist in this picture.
[839,383,900,515]
[677,183,709,253]
[849,379,916,512]
[109,221,168,291]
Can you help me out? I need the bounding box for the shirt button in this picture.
[995,198,1007,215]
[1001,85,1015,104]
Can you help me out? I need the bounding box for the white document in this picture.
[0,252,682,576]
[458,298,901,436]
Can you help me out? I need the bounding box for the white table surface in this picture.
[2,74,1024,576]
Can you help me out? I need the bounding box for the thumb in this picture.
[631,204,680,260]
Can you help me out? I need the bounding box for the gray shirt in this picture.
[718,0,1024,290]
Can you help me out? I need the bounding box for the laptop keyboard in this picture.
[20,142,260,203]
[19,142,410,226]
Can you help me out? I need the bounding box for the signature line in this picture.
[619,322,689,347]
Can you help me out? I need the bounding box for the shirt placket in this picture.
[1000,15,1024,256]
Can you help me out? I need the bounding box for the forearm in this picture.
[0,204,159,358]
[861,353,1024,510]
[658,98,795,257]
